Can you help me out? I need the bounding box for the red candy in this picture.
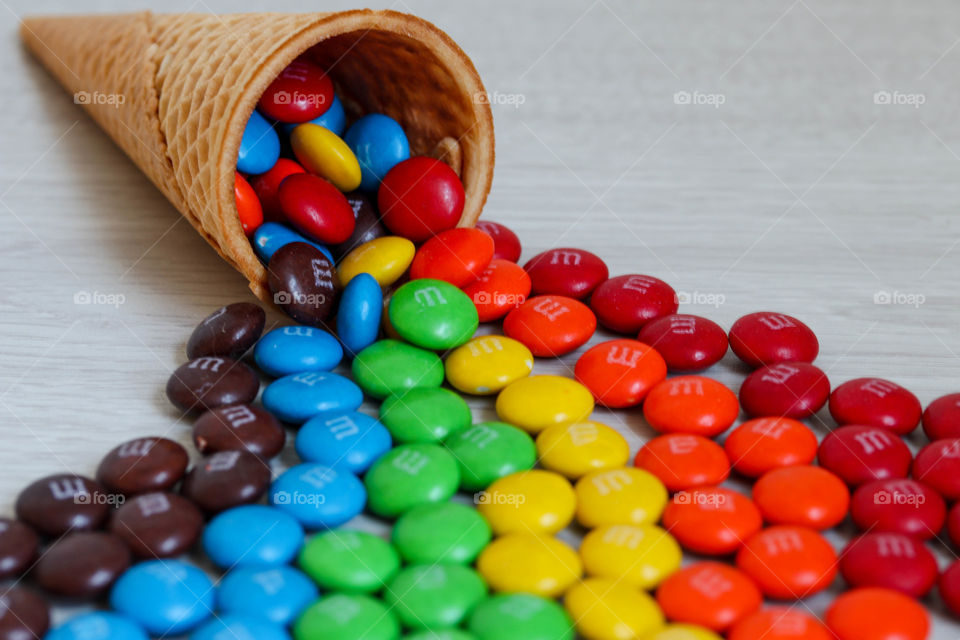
[655,562,762,631]
[637,314,727,372]
[912,438,960,500]
[258,59,334,123]
[634,434,729,492]
[728,608,833,640]
[839,532,937,597]
[828,377,921,435]
[738,362,830,419]
[409,228,494,287]
[475,220,522,262]
[940,561,960,616]
[736,526,837,599]
[728,312,819,368]
[522,248,608,299]
[378,157,464,242]
[826,588,929,640]
[502,295,596,357]
[723,418,818,478]
[752,465,849,530]
[817,425,912,486]
[661,486,762,555]
[573,339,667,408]
[850,478,946,540]
[590,274,678,334]
[948,502,960,547]
[462,259,532,322]
[922,392,960,440]
[234,172,263,236]
[278,173,356,244]
[643,376,739,437]
[249,158,305,222]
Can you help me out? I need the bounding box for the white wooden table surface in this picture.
[2,0,960,635]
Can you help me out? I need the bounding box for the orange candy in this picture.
[655,561,762,632]
[661,486,762,556]
[826,587,929,640]
[409,227,494,287]
[753,465,849,530]
[729,607,833,640]
[723,417,818,478]
[736,526,838,599]
[234,172,264,236]
[634,434,730,492]
[574,339,667,408]
[642,376,739,437]
[503,295,597,357]
[462,259,532,322]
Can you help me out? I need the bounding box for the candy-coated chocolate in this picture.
[728,312,819,368]
[384,564,487,630]
[635,434,730,492]
[825,588,929,640]
[254,325,343,377]
[268,242,339,326]
[250,158,306,221]
[258,59,333,123]
[850,478,945,539]
[218,567,317,627]
[478,470,575,536]
[187,301,265,360]
[34,532,131,597]
[281,93,346,137]
[262,370,363,424]
[496,375,594,434]
[445,421,537,491]
[839,532,937,597]
[296,410,391,474]
[16,474,111,536]
[364,444,459,517]
[352,339,445,399]
[463,259,532,322]
[564,578,665,640]
[940,561,960,616]
[723,418,818,478]
[109,492,203,558]
[235,172,263,235]
[278,172,357,244]
[580,524,681,590]
[661,486,762,556]
[574,467,668,528]
[468,594,574,640]
[0,518,37,579]
[338,236,416,287]
[523,248,608,299]
[290,123,362,192]
[536,421,629,479]
[477,533,581,598]
[294,594,399,640]
[165,356,259,413]
[270,463,366,529]
[735,526,837,599]
[97,437,189,495]
[475,220,522,262]
[410,227,494,287]
[753,465,849,530]
[638,314,728,372]
[110,560,214,635]
[252,222,332,263]
[46,612,143,640]
[728,608,832,640]
[912,437,960,500]
[380,387,472,443]
[203,505,304,569]
[922,392,960,440]
[298,529,400,594]
[181,450,272,513]
[739,362,830,419]
[344,114,410,191]
[379,156,464,241]
[642,376,738,437]
[329,191,387,260]
[646,625,723,640]
[337,272,382,355]
[817,425,911,486]
[389,279,479,350]
[503,294,596,357]
[392,502,492,565]
[574,339,667,408]
[829,377,921,434]
[590,274,678,334]
[192,615,290,640]
[445,335,533,395]
[237,109,280,174]
[655,562,761,632]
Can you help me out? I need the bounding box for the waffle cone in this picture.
[20,10,495,301]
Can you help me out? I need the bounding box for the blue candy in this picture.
[270,463,366,529]
[190,614,291,640]
[253,222,333,263]
[238,110,281,175]
[337,272,383,355]
[255,325,344,378]
[262,371,363,423]
[296,411,392,474]
[218,565,318,626]
[344,114,410,190]
[110,560,215,635]
[47,612,148,640]
[281,94,347,138]
[203,505,304,569]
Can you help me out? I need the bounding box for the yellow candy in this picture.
[536,421,630,479]
[564,578,664,640]
[495,375,594,434]
[574,467,667,528]
[477,470,575,536]
[477,533,581,598]
[644,624,724,640]
[290,123,362,192]
[445,335,534,395]
[579,524,681,590]
[338,236,415,287]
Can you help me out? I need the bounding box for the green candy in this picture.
[444,421,537,491]
[388,279,479,350]
[403,631,478,640]
[381,387,473,444]
[385,564,487,630]
[467,594,574,640]
[392,502,492,565]
[353,340,445,399]
[298,529,400,594]
[364,444,460,518]
[295,593,400,640]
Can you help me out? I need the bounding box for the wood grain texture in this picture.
[3,0,960,633]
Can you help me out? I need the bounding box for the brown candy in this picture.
[33,532,131,598]
[109,492,203,558]
[267,243,337,326]
[165,356,260,413]
[0,587,49,640]
[193,404,286,459]
[15,474,112,537]
[181,450,272,513]
[329,192,387,260]
[186,302,266,359]
[0,519,38,579]
[96,437,190,495]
